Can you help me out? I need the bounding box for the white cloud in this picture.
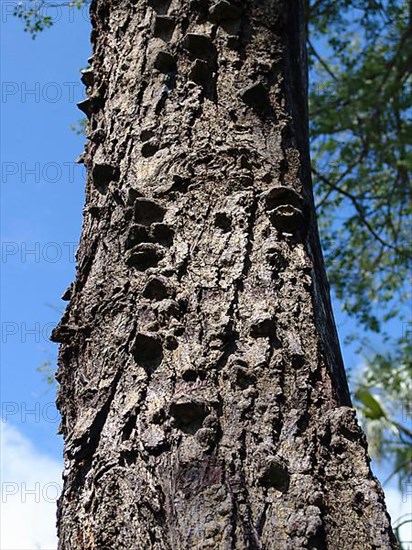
[0,422,62,550]
[385,486,412,550]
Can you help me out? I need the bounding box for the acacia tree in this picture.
[52,0,398,548]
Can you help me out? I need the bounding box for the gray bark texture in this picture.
[53,0,398,548]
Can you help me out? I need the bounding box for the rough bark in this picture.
[53,1,397,548]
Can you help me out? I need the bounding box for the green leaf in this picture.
[355,388,386,420]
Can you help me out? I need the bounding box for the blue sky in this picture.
[1,3,90,458]
[0,2,409,548]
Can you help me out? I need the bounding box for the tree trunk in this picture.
[53,1,397,548]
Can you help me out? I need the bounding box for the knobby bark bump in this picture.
[53,0,397,548]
